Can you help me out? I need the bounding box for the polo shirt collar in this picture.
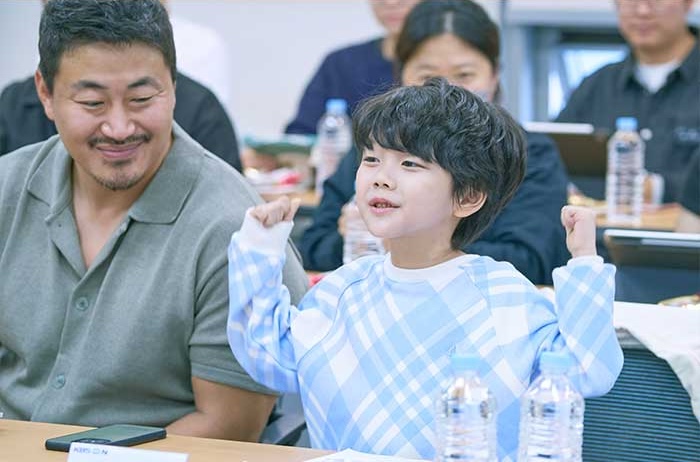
[619,26,699,90]
[27,136,73,218]
[27,122,202,225]
[128,122,201,224]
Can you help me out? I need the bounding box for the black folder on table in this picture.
[604,229,700,270]
[603,229,700,303]
[524,122,610,177]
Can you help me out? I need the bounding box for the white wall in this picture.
[0,0,385,139]
[169,1,387,137]
[0,1,42,93]
[1,0,697,138]
[0,1,505,139]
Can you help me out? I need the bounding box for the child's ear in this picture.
[454,192,487,218]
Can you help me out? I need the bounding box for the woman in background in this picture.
[243,1,420,171]
[301,0,570,285]
[284,0,421,135]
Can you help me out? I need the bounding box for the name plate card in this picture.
[67,443,188,462]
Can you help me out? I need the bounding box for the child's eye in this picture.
[455,72,473,81]
[402,160,424,168]
[362,155,379,164]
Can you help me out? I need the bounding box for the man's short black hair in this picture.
[39,0,176,93]
[352,77,527,249]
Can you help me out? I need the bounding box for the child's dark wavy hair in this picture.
[352,77,526,249]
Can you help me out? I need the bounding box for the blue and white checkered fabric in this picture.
[228,217,622,462]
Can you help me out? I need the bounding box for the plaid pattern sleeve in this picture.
[483,257,622,399]
[227,216,335,394]
[460,257,622,461]
[550,257,624,396]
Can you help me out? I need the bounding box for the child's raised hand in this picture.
[561,205,597,258]
[249,196,301,228]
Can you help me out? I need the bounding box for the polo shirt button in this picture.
[75,297,90,311]
[53,374,66,389]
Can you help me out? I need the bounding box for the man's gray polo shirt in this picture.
[0,123,308,427]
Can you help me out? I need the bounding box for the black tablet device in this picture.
[524,121,610,177]
[603,229,700,270]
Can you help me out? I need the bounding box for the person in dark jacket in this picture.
[301,0,569,285]
[0,71,242,171]
[676,149,700,232]
[556,0,698,203]
[284,0,421,135]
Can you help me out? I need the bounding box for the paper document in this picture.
[305,448,428,462]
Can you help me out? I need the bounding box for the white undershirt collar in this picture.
[383,253,478,291]
[635,60,681,93]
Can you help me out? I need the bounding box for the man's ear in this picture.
[454,192,487,218]
[34,70,55,121]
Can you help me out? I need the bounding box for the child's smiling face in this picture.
[354,144,471,263]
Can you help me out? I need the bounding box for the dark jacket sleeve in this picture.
[555,74,596,124]
[0,77,58,156]
[186,90,242,172]
[174,73,242,172]
[466,132,570,285]
[0,83,11,155]
[300,148,359,271]
[284,54,334,136]
[0,90,7,155]
[680,149,700,215]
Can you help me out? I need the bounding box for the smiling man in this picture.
[0,1,242,171]
[0,0,307,441]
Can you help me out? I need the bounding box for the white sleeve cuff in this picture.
[235,208,294,257]
[567,255,604,267]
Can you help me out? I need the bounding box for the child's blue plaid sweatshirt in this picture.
[227,213,623,461]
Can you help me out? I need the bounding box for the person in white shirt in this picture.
[161,0,233,115]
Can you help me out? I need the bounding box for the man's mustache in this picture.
[88,133,151,148]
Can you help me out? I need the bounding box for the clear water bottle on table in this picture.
[342,196,385,264]
[434,354,497,462]
[517,351,584,462]
[606,116,645,224]
[313,98,352,198]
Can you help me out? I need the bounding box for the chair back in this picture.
[583,345,700,461]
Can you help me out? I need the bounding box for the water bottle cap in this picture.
[539,351,571,373]
[450,354,480,372]
[615,117,638,131]
[326,98,348,114]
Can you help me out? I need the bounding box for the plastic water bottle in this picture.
[434,355,497,462]
[606,116,645,224]
[313,98,352,198]
[517,351,584,462]
[342,196,385,264]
